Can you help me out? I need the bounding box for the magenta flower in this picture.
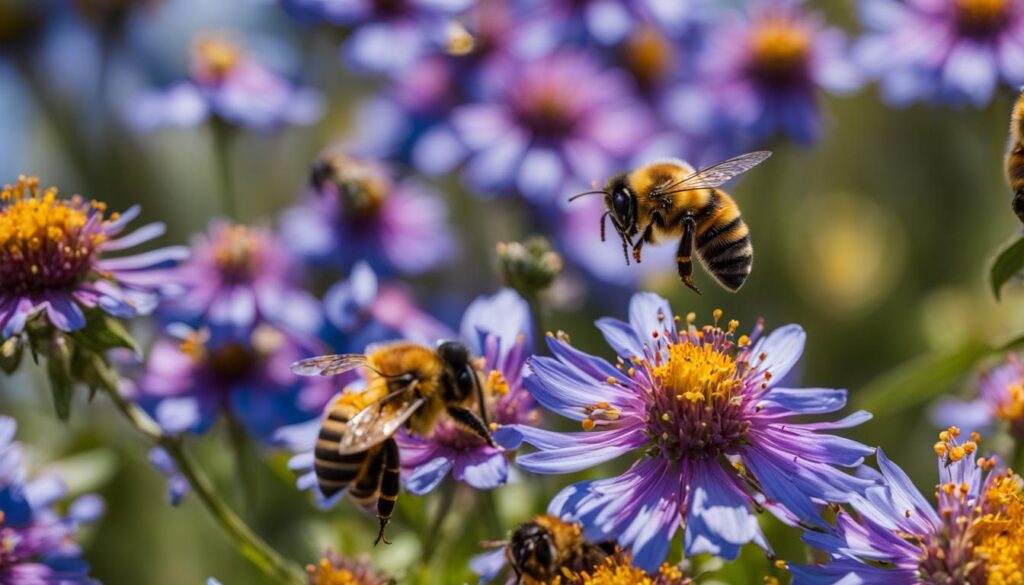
[698,0,861,145]
[856,0,1024,106]
[497,293,874,570]
[791,430,1024,584]
[280,154,455,276]
[450,51,653,202]
[163,220,322,336]
[0,176,185,338]
[131,32,323,131]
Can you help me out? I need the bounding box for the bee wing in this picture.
[291,354,372,377]
[336,383,424,455]
[669,151,772,192]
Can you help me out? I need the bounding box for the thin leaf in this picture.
[46,338,74,421]
[989,236,1024,300]
[68,311,142,355]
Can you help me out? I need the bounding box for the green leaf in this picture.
[989,236,1024,300]
[68,311,141,355]
[46,338,74,421]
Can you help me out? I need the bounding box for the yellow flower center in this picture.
[653,342,741,404]
[0,176,111,293]
[192,35,241,81]
[561,554,687,585]
[624,25,674,89]
[995,383,1024,423]
[748,18,810,84]
[308,559,361,585]
[211,225,261,282]
[974,473,1024,585]
[956,0,1010,36]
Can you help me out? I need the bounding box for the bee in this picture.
[572,151,771,294]
[1006,89,1024,224]
[291,340,494,545]
[309,153,389,219]
[504,515,614,584]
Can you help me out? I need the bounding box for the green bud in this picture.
[496,236,563,297]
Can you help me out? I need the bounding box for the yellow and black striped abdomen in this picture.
[695,191,752,291]
[1007,90,1024,223]
[313,391,382,499]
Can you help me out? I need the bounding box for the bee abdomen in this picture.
[697,217,752,292]
[313,410,366,498]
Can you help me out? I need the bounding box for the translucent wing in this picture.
[291,353,376,377]
[337,384,424,455]
[666,151,772,192]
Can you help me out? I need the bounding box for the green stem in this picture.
[478,489,503,539]
[211,119,238,220]
[421,481,456,567]
[523,292,548,356]
[99,383,305,585]
[226,415,258,514]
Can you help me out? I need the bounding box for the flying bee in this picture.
[291,340,494,545]
[571,151,771,294]
[309,152,389,219]
[1006,88,1024,224]
[502,515,614,584]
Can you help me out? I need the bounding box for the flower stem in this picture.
[523,292,548,356]
[421,481,456,567]
[211,118,238,220]
[99,382,306,585]
[478,489,504,539]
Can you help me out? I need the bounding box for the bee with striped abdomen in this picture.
[291,340,494,545]
[1006,89,1024,224]
[572,151,771,294]
[309,152,389,220]
[504,515,614,584]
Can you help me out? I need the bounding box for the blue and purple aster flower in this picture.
[279,0,472,74]
[698,0,861,145]
[280,153,455,276]
[856,0,1024,107]
[132,323,335,442]
[281,289,538,506]
[450,51,653,202]
[518,0,705,47]
[163,220,322,336]
[496,293,875,571]
[131,32,324,131]
[790,429,1024,584]
[0,176,186,338]
[933,355,1024,440]
[0,415,101,584]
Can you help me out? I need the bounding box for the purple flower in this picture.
[163,220,322,336]
[933,355,1024,439]
[0,176,186,339]
[399,289,537,494]
[856,0,1024,107]
[280,0,472,74]
[131,32,324,131]
[498,293,874,571]
[0,415,99,584]
[133,323,335,442]
[450,51,654,202]
[280,289,538,506]
[791,430,1024,584]
[698,0,861,145]
[518,0,706,47]
[280,154,455,276]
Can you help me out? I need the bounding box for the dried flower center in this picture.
[192,36,241,82]
[514,87,581,142]
[646,339,750,460]
[624,26,674,89]
[748,18,810,85]
[0,176,110,294]
[956,0,1009,37]
[211,225,262,283]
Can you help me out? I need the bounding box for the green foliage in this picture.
[989,235,1024,300]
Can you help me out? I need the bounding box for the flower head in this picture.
[132,31,323,130]
[934,355,1024,440]
[499,292,874,570]
[134,324,334,441]
[0,415,100,584]
[791,429,1024,585]
[164,220,322,336]
[305,550,390,585]
[564,552,690,585]
[855,0,1024,106]
[281,153,455,276]
[700,0,860,144]
[451,51,653,202]
[0,176,184,338]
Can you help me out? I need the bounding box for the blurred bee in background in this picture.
[1006,89,1024,224]
[571,151,771,294]
[309,152,390,220]
[291,340,493,545]
[502,515,614,584]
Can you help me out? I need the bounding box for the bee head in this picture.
[309,157,335,191]
[604,175,636,235]
[436,340,476,401]
[508,522,557,580]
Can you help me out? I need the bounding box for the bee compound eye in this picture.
[613,190,630,218]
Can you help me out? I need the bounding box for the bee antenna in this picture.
[600,211,610,242]
[620,234,631,266]
[568,190,606,202]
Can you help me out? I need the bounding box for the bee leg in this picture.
[375,438,401,546]
[677,216,701,295]
[447,405,497,447]
[1014,190,1024,224]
